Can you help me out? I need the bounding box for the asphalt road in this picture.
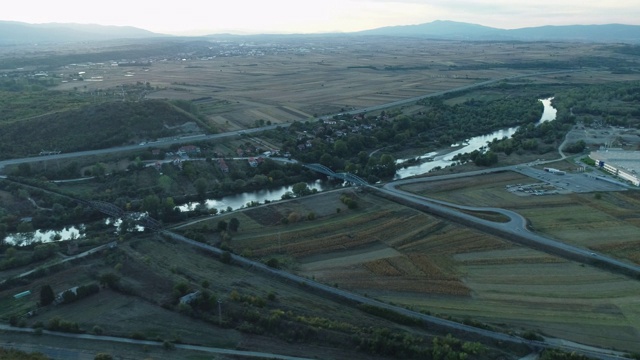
[4,67,632,358]
[0,126,281,170]
[0,324,314,360]
[162,231,631,360]
[0,69,579,171]
[321,70,580,119]
[162,231,528,344]
[379,169,640,279]
[0,242,117,286]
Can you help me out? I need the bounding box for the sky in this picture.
[2,0,639,35]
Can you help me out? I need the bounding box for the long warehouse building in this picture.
[589,149,640,186]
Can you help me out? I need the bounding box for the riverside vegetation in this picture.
[1,38,640,359]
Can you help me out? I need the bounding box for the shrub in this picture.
[130,332,146,340]
[40,284,55,306]
[94,353,114,360]
[522,330,544,341]
[62,290,77,303]
[92,325,104,335]
[220,251,232,264]
[266,258,280,269]
[163,340,176,350]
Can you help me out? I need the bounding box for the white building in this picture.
[589,149,640,186]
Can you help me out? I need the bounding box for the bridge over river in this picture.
[303,163,369,186]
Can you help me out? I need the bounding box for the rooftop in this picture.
[590,149,640,175]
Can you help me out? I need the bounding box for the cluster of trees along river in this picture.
[3,80,640,249]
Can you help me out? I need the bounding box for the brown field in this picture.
[51,39,640,133]
[1,234,432,359]
[204,183,640,352]
[402,171,640,262]
[5,38,640,357]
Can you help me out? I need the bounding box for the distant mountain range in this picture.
[1,20,639,44]
[355,20,640,43]
[0,21,166,44]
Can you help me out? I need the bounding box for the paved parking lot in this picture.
[512,166,628,195]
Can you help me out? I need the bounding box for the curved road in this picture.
[379,169,640,278]
[5,67,630,358]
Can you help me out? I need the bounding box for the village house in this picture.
[179,291,200,305]
[177,145,201,155]
[218,158,229,173]
[55,286,79,304]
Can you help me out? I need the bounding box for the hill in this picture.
[0,98,203,159]
[355,20,640,43]
[0,21,165,44]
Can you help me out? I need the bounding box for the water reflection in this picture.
[538,97,557,123]
[3,226,85,246]
[105,217,145,233]
[395,97,556,179]
[178,180,329,213]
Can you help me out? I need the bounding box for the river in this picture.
[177,179,330,213]
[4,225,85,246]
[394,97,556,179]
[3,98,556,245]
[2,180,332,245]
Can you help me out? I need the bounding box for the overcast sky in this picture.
[3,0,639,35]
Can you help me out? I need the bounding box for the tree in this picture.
[220,251,231,264]
[292,182,310,197]
[16,163,31,177]
[194,177,208,200]
[319,153,334,168]
[266,258,280,269]
[228,217,240,232]
[99,273,120,289]
[377,154,397,178]
[173,282,189,297]
[288,212,300,223]
[92,163,106,178]
[333,139,348,156]
[62,290,77,303]
[217,220,228,231]
[40,285,55,306]
[32,244,56,261]
[158,175,173,193]
[142,194,161,217]
[563,140,586,153]
[162,197,176,215]
[16,221,34,233]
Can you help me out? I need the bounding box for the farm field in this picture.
[211,186,640,353]
[4,35,640,358]
[401,170,640,264]
[3,233,459,360]
[49,38,640,132]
